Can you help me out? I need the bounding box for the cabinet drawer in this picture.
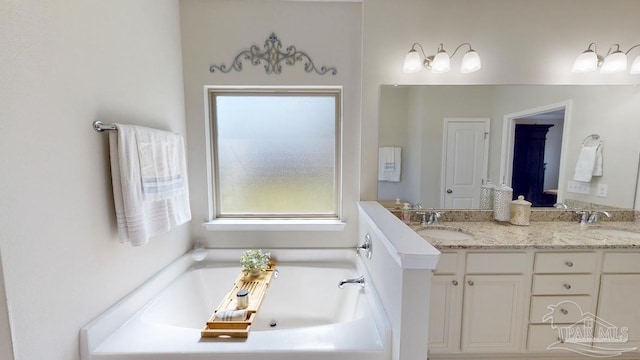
[532,274,595,295]
[466,252,528,274]
[527,324,587,352]
[529,295,593,324]
[602,252,640,273]
[434,252,458,274]
[534,252,596,274]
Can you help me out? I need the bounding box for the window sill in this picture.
[202,219,346,231]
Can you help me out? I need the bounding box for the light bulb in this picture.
[630,55,640,75]
[403,49,422,73]
[431,50,450,73]
[572,50,598,73]
[461,50,481,73]
[600,51,627,74]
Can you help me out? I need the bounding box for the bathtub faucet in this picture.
[338,275,365,289]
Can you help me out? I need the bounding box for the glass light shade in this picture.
[572,50,598,73]
[460,50,482,73]
[600,51,627,74]
[431,51,450,73]
[630,55,640,75]
[403,50,422,73]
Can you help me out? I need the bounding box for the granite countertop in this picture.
[411,220,640,250]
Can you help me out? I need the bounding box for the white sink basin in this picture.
[592,228,640,239]
[419,228,474,241]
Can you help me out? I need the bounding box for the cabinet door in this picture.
[596,274,640,349]
[429,275,462,353]
[461,275,526,353]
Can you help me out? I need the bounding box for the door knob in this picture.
[446,189,453,194]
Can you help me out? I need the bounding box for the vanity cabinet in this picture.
[428,248,640,359]
[429,252,528,354]
[596,253,640,348]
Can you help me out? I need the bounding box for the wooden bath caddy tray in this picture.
[201,261,276,338]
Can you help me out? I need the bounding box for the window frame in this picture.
[206,86,343,221]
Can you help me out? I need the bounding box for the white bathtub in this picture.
[81,249,390,360]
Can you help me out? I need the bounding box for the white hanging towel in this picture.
[592,145,603,176]
[378,147,402,182]
[573,145,601,182]
[109,124,191,246]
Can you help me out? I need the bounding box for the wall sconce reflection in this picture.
[572,43,640,74]
[403,43,481,74]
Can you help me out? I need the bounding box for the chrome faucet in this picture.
[577,210,611,225]
[356,234,372,259]
[419,211,428,226]
[428,210,443,225]
[420,209,443,226]
[576,210,589,225]
[338,275,365,289]
[588,210,611,224]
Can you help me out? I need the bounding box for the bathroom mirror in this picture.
[378,85,640,209]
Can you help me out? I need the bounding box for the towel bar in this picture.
[93,121,117,132]
[581,133,603,148]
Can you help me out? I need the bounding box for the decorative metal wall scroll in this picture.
[209,33,337,75]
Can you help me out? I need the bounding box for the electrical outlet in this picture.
[567,180,591,194]
[597,184,608,197]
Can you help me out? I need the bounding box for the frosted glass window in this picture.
[210,90,340,218]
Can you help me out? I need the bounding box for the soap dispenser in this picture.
[401,202,412,224]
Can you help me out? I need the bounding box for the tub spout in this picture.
[338,275,365,289]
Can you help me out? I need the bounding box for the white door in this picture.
[442,118,489,208]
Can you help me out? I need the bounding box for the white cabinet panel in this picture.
[532,274,595,295]
[434,253,458,275]
[466,252,528,274]
[428,275,462,353]
[596,274,640,349]
[461,275,526,353]
[529,295,593,324]
[534,252,597,273]
[602,253,640,273]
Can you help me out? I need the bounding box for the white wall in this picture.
[362,0,640,201]
[0,1,190,359]
[378,87,409,201]
[180,0,363,248]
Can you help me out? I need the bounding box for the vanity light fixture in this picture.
[403,43,481,74]
[572,43,640,74]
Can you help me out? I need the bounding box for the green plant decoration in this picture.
[240,249,271,276]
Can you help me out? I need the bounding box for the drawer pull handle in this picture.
[560,308,568,315]
[452,280,459,286]
[564,283,572,290]
[565,261,574,267]
[468,280,475,286]
[558,337,565,344]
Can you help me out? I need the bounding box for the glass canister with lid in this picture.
[510,195,532,226]
[480,179,495,210]
[493,182,513,222]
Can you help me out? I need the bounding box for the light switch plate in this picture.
[568,180,591,194]
[597,184,608,197]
